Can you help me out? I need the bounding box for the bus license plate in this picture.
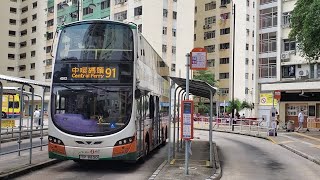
[79,155,99,160]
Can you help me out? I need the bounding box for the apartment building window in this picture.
[220,28,230,35]
[162,45,167,53]
[220,58,229,64]
[259,32,277,53]
[163,9,168,17]
[10,7,17,14]
[221,0,231,6]
[30,75,35,80]
[172,46,176,54]
[194,20,197,27]
[246,44,249,50]
[8,54,15,60]
[246,29,250,36]
[171,63,176,71]
[20,29,27,36]
[252,45,254,51]
[163,27,167,35]
[246,14,250,21]
[9,30,16,36]
[283,39,296,51]
[205,16,216,25]
[252,30,255,37]
[83,7,94,15]
[30,63,35,69]
[252,74,254,80]
[173,11,177,19]
[32,14,37,21]
[208,59,215,67]
[20,41,27,48]
[204,31,215,40]
[205,2,216,11]
[21,18,28,25]
[33,2,37,8]
[220,13,230,20]
[282,65,295,78]
[260,0,277,5]
[253,1,255,8]
[282,12,291,27]
[47,32,53,40]
[47,19,54,27]
[7,67,15,71]
[45,59,52,66]
[219,73,229,79]
[115,0,127,5]
[245,87,249,94]
[247,0,250,6]
[172,29,177,37]
[220,43,230,50]
[10,0,17,2]
[114,11,127,21]
[8,42,15,48]
[46,46,52,53]
[259,7,277,29]
[194,34,196,41]
[19,65,26,71]
[204,45,215,53]
[259,57,276,78]
[101,0,110,10]
[21,6,28,13]
[20,53,26,59]
[195,6,197,13]
[245,73,249,79]
[138,24,142,33]
[31,51,36,57]
[252,59,254,65]
[45,72,52,79]
[134,6,142,16]
[9,19,16,25]
[32,26,36,33]
[219,88,229,95]
[245,58,249,65]
[173,0,177,2]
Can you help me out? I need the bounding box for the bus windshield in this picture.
[51,85,133,136]
[56,22,134,62]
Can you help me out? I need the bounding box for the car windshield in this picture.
[51,85,133,136]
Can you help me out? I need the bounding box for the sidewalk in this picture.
[0,146,60,179]
[151,140,221,180]
[195,122,320,166]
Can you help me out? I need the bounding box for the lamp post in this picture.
[231,4,236,131]
[62,0,96,21]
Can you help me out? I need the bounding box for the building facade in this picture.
[193,0,256,117]
[257,0,320,128]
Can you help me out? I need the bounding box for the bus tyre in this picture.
[2,112,6,118]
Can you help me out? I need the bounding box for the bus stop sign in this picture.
[190,48,207,70]
[181,100,194,140]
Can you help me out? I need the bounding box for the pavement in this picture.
[151,140,221,180]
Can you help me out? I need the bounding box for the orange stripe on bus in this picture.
[112,139,137,157]
[48,142,66,155]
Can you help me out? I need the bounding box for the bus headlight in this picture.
[48,136,64,145]
[114,136,135,146]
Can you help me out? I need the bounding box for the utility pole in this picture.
[231,4,236,131]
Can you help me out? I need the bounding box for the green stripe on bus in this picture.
[49,152,137,161]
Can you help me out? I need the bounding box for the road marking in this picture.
[267,137,277,144]
[170,159,176,165]
[293,132,320,143]
[281,134,314,146]
[310,144,320,149]
[278,140,294,144]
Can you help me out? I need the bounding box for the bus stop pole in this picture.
[40,87,45,151]
[167,81,175,163]
[173,87,179,158]
[177,89,184,152]
[0,82,3,152]
[29,86,35,164]
[18,85,25,156]
[185,53,190,175]
[209,89,213,167]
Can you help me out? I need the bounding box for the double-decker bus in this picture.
[48,20,170,162]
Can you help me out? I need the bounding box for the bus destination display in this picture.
[71,65,118,80]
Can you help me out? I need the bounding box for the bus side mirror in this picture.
[135,89,141,99]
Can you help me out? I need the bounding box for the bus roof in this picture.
[59,19,137,30]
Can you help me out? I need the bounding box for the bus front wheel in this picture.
[2,112,6,118]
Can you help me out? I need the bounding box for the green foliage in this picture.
[193,70,216,86]
[196,102,210,114]
[289,0,320,61]
[226,99,253,113]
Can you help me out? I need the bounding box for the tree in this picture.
[289,0,320,61]
[226,99,253,114]
[193,70,216,86]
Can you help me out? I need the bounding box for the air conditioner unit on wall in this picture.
[281,52,290,60]
[298,70,309,77]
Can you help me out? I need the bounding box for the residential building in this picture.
[193,0,256,116]
[257,0,320,128]
[0,0,50,111]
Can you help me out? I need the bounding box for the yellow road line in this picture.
[170,159,176,165]
[267,137,277,144]
[293,132,320,143]
[206,161,210,167]
[278,140,294,144]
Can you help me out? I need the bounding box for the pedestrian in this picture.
[240,113,245,119]
[33,108,40,128]
[297,109,304,132]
